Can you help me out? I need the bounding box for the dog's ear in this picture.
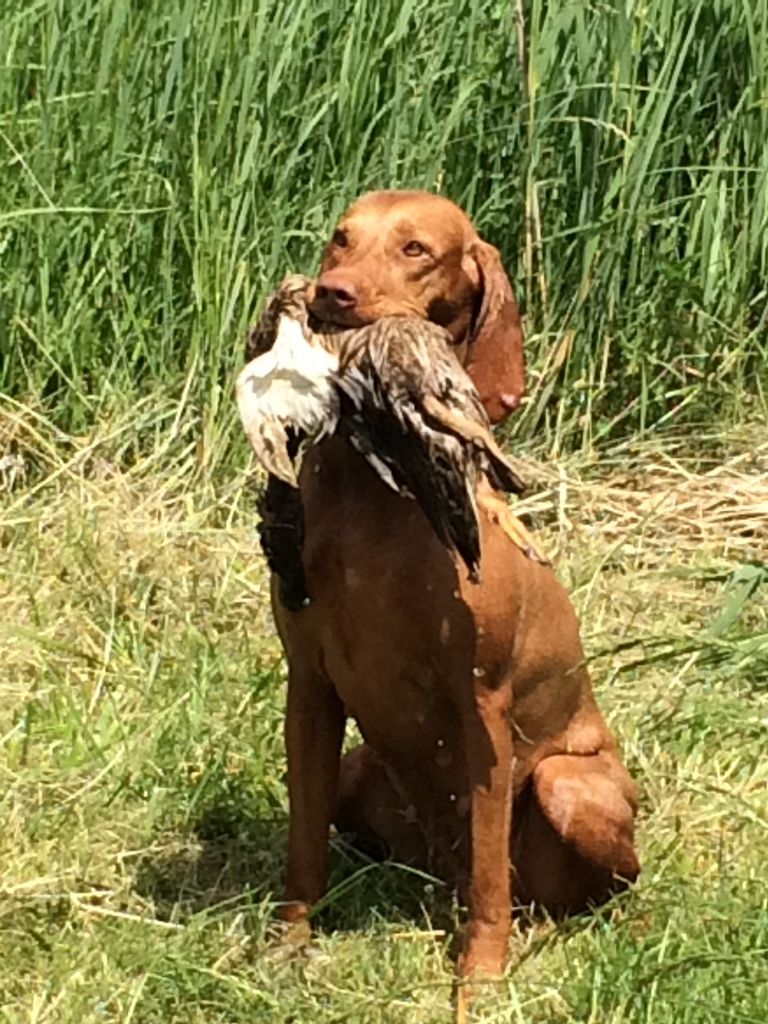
[463,240,525,424]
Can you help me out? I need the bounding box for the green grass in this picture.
[1,403,767,1022]
[2,1,768,1020]
[1,0,767,449]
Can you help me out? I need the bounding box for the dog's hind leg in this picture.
[513,751,639,914]
[334,744,429,866]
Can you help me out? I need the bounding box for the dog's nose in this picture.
[315,274,358,310]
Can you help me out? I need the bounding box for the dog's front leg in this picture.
[282,665,345,925]
[459,681,514,978]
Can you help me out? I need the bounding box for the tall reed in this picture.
[1,0,765,453]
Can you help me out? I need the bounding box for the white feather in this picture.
[236,315,340,450]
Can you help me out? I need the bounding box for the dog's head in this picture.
[310,190,525,423]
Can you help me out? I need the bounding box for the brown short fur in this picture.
[274,191,639,977]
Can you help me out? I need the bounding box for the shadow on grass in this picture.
[132,789,629,949]
[133,800,456,935]
[133,804,286,920]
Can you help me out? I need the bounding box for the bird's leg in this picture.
[476,481,550,566]
[420,395,524,494]
[421,394,499,448]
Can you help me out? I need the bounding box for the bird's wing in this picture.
[333,360,411,493]
[365,319,491,430]
[334,347,483,578]
[346,431,404,494]
[415,339,492,428]
[398,400,483,579]
[333,356,387,411]
[371,320,525,497]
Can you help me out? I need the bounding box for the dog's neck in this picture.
[300,437,379,496]
[298,437,407,527]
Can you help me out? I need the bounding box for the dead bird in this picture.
[237,275,546,606]
[330,315,532,581]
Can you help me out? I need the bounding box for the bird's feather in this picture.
[419,394,525,495]
[239,282,533,592]
[257,475,310,610]
[334,353,482,579]
[236,313,340,483]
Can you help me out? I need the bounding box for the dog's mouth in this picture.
[311,307,372,330]
[309,284,423,331]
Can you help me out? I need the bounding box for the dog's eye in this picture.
[332,229,348,248]
[403,240,427,257]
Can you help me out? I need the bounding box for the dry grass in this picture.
[1,403,767,1022]
[512,429,768,557]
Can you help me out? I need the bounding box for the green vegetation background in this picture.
[2,0,766,450]
[1,3,767,1023]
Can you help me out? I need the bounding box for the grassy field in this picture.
[1,413,767,1023]
[2,0,768,1021]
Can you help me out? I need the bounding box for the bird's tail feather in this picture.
[483,450,525,496]
[248,419,297,486]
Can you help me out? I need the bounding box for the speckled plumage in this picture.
[238,275,534,608]
[330,316,526,581]
[236,276,340,488]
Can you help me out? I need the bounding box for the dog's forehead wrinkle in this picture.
[390,214,465,253]
[345,192,473,243]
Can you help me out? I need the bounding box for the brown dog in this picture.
[272,190,639,977]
